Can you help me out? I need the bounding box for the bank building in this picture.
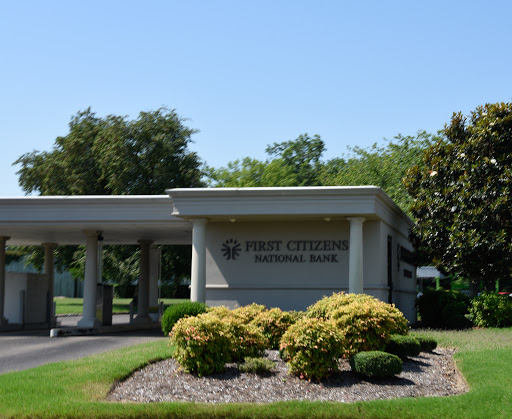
[0,186,416,333]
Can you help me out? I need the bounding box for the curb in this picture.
[50,322,161,337]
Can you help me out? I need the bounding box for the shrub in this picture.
[385,334,421,358]
[417,289,471,329]
[331,298,409,357]
[251,308,296,349]
[220,313,267,362]
[161,301,208,336]
[412,335,438,352]
[305,292,375,319]
[280,317,345,381]
[169,313,231,376]
[238,357,275,375]
[287,310,306,323]
[206,305,234,319]
[469,292,512,327]
[232,303,267,324]
[350,351,403,378]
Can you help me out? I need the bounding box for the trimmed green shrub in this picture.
[280,317,345,381]
[206,305,234,319]
[232,303,267,324]
[251,308,296,349]
[169,313,231,376]
[287,310,306,323]
[412,335,438,352]
[350,351,403,378]
[469,292,512,327]
[161,301,208,336]
[305,292,375,319]
[417,289,471,329]
[385,334,421,358]
[238,357,275,375]
[221,313,267,362]
[331,298,409,357]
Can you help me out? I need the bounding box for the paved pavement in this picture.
[0,315,165,375]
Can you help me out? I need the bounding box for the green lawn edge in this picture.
[0,329,511,418]
[55,298,189,315]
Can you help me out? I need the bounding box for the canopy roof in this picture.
[168,186,414,233]
[0,195,191,245]
[0,187,414,246]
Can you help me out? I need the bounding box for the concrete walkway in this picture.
[0,315,165,375]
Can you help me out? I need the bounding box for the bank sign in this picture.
[221,239,349,264]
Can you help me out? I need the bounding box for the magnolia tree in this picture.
[404,102,512,291]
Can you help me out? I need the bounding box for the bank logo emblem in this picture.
[222,238,241,260]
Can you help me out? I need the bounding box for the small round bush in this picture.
[412,335,438,352]
[232,303,267,324]
[469,292,512,327]
[350,351,403,378]
[238,357,275,375]
[306,292,375,319]
[417,289,471,329]
[161,301,208,336]
[251,308,296,349]
[206,305,234,319]
[280,317,345,381]
[169,313,231,376]
[385,334,421,358]
[220,313,267,362]
[287,310,305,323]
[331,298,409,357]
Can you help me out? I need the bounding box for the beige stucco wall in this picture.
[206,220,350,288]
[203,219,416,321]
[379,221,417,321]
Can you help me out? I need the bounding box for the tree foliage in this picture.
[321,131,439,213]
[404,102,512,290]
[12,108,203,295]
[15,107,202,195]
[206,133,325,187]
[207,131,436,216]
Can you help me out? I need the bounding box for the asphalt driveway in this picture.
[0,324,164,375]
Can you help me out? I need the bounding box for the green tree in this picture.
[207,131,436,216]
[403,102,512,291]
[15,107,202,195]
[322,131,440,214]
[265,133,325,186]
[13,107,204,296]
[205,157,299,187]
[206,134,325,187]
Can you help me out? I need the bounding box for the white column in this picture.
[348,217,365,294]
[190,219,207,303]
[0,237,10,326]
[134,239,153,324]
[43,242,58,326]
[149,247,161,308]
[77,231,102,328]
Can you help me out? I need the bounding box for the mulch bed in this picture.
[107,348,468,404]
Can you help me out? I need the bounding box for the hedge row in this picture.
[417,289,512,328]
[168,292,415,380]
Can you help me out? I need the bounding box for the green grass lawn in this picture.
[55,297,189,314]
[0,328,511,418]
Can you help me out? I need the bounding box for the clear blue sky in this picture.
[1,0,511,196]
